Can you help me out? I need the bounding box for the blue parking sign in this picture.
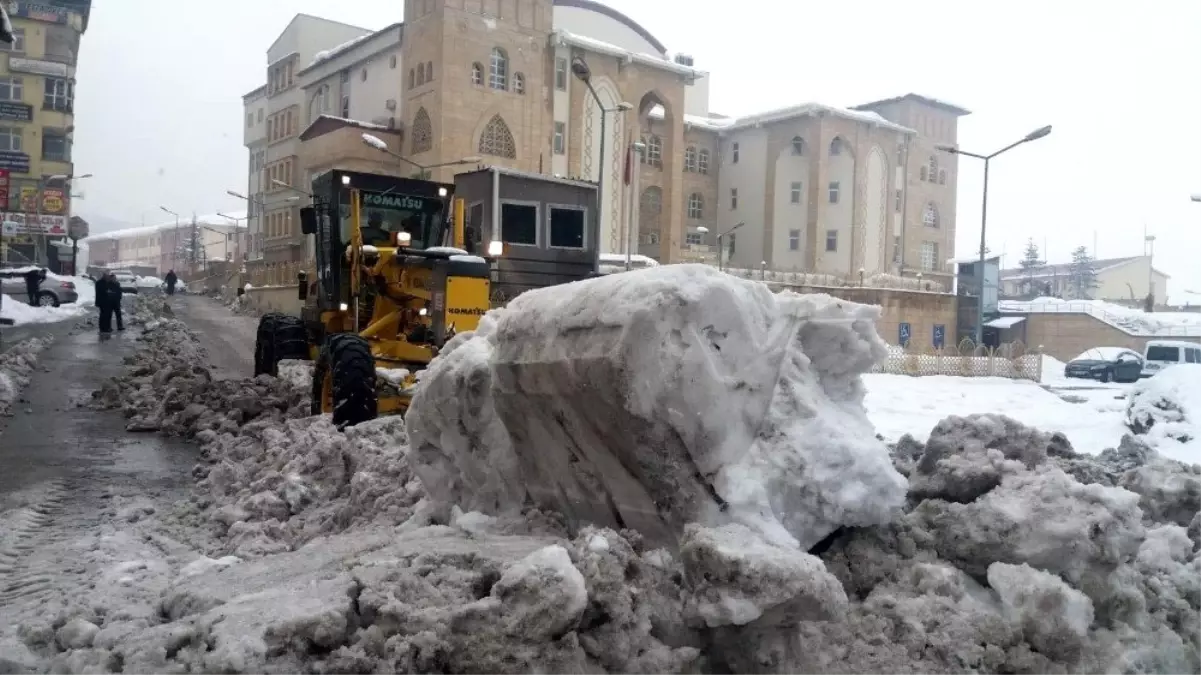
[933,324,945,349]
[898,322,911,347]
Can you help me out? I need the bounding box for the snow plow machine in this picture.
[252,169,496,429]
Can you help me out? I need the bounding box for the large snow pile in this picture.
[1126,364,1201,460]
[408,264,908,551]
[0,336,51,416]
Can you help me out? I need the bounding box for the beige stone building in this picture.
[243,0,969,285]
[1000,255,1171,302]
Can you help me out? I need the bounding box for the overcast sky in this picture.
[73,0,1201,299]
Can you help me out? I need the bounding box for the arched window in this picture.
[829,137,843,156]
[513,72,525,94]
[471,62,483,86]
[479,114,516,158]
[923,203,939,228]
[791,136,805,156]
[416,62,425,86]
[408,68,415,89]
[489,48,508,90]
[684,146,697,172]
[426,61,434,81]
[697,149,710,175]
[928,156,938,180]
[643,135,662,167]
[920,166,928,181]
[640,187,662,245]
[938,169,947,185]
[411,107,433,155]
[687,193,704,219]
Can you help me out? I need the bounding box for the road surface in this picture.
[169,294,257,378]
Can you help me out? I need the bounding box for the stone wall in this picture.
[1024,313,1201,362]
[776,284,957,352]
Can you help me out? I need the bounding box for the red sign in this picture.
[41,188,65,215]
[0,169,9,209]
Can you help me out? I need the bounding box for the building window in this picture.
[895,189,902,212]
[554,57,567,90]
[0,28,25,53]
[923,203,939,228]
[341,95,350,118]
[513,73,525,94]
[687,193,703,219]
[489,48,508,90]
[727,233,736,256]
[548,205,586,249]
[471,63,483,86]
[42,132,69,162]
[685,231,703,246]
[340,70,350,83]
[416,64,424,86]
[790,136,804,156]
[731,142,739,164]
[0,127,21,152]
[938,169,947,185]
[643,135,662,167]
[698,149,710,174]
[790,181,802,204]
[789,229,801,251]
[893,235,901,263]
[928,156,938,181]
[44,78,73,112]
[829,137,843,156]
[730,188,738,210]
[828,181,840,204]
[553,122,565,155]
[920,166,927,181]
[426,61,434,81]
[390,54,397,69]
[479,114,516,158]
[896,142,905,166]
[921,241,938,271]
[684,146,697,172]
[500,201,538,245]
[361,68,368,82]
[246,112,253,128]
[826,230,838,252]
[411,107,433,154]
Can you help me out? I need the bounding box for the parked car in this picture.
[112,272,139,295]
[1064,347,1144,383]
[0,267,79,307]
[1140,340,1201,378]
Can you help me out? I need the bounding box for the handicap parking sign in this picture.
[898,322,911,347]
[933,324,945,349]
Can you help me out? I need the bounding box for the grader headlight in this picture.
[487,240,504,256]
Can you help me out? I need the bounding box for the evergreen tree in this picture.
[1017,238,1044,297]
[1068,246,1099,300]
[173,218,206,269]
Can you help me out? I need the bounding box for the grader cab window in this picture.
[337,190,446,249]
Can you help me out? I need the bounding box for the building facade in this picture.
[84,213,246,276]
[241,0,966,285]
[0,0,91,266]
[1000,255,1170,302]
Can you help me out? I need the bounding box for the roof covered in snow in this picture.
[1000,255,1169,280]
[299,22,402,76]
[554,0,668,54]
[851,93,973,117]
[85,211,249,242]
[648,102,914,135]
[550,29,706,80]
[300,114,399,141]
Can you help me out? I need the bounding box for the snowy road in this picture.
[0,325,202,653]
[168,295,258,378]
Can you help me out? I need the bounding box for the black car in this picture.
[1064,348,1144,383]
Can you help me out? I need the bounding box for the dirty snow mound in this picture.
[1126,364,1201,463]
[0,336,51,417]
[408,264,907,551]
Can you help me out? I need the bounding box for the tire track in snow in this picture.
[0,478,70,606]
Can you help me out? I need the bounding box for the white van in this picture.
[1141,340,1201,377]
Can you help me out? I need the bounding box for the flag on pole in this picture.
[623,140,633,185]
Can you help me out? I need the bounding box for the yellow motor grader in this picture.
[253,169,496,428]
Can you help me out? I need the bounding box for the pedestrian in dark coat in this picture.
[96,272,124,333]
[165,270,178,296]
[23,267,44,305]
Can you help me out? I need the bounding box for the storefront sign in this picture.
[0,152,30,174]
[0,212,68,235]
[0,103,33,122]
[7,57,69,78]
[18,186,37,212]
[9,2,70,25]
[41,187,66,215]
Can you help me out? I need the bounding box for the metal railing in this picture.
[873,339,1043,382]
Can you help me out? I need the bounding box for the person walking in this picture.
[95,273,112,333]
[106,271,125,331]
[23,267,44,305]
[165,269,178,296]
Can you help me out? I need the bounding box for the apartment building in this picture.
[241,0,968,284]
[0,0,91,266]
[85,212,247,274]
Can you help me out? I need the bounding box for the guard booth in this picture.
[453,167,599,304]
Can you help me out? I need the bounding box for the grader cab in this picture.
[253,169,497,428]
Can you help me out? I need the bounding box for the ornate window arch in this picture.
[411,107,433,155]
[479,114,516,158]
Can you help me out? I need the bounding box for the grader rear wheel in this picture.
[312,334,378,429]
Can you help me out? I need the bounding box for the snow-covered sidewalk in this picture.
[0,271,96,326]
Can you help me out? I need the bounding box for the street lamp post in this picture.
[716,222,745,272]
[360,133,480,178]
[937,124,1052,347]
[569,57,634,265]
[627,140,647,270]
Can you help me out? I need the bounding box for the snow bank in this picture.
[408,264,907,551]
[1000,296,1201,334]
[0,336,51,416]
[1126,363,1201,463]
[0,296,89,325]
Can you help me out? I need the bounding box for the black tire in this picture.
[254,313,283,377]
[328,334,377,429]
[36,292,58,307]
[271,315,309,366]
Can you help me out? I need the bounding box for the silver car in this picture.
[0,267,80,307]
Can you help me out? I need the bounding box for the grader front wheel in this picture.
[254,313,308,377]
[312,334,378,429]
